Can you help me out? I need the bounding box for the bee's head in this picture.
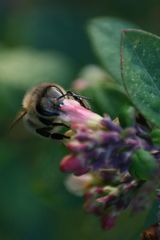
[36,85,66,117]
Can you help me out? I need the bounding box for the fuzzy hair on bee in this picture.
[10,82,90,140]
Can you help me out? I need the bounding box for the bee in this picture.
[10,83,90,140]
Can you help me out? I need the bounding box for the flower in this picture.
[60,99,153,175]
[58,98,160,230]
[60,98,102,129]
[65,173,94,196]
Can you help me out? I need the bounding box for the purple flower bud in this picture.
[60,155,89,176]
[67,141,93,153]
[101,212,118,230]
[101,117,121,132]
[99,131,120,144]
[83,187,104,215]
[96,194,116,206]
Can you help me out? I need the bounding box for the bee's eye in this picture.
[46,87,63,99]
[36,87,64,116]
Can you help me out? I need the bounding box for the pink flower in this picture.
[60,99,103,129]
[72,78,90,91]
[60,155,89,176]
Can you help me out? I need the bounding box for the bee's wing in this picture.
[9,109,27,131]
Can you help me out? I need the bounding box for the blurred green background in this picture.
[1,0,160,239]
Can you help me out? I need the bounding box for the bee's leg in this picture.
[51,133,69,140]
[58,91,90,109]
[51,122,69,128]
[66,91,90,100]
[38,117,69,129]
[36,127,69,140]
[51,123,70,139]
[36,127,52,138]
[58,91,89,101]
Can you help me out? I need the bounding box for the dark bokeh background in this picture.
[1,1,160,239]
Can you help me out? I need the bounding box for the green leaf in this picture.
[87,17,137,85]
[121,29,160,127]
[74,64,132,119]
[129,149,158,180]
[150,128,160,145]
[78,83,131,118]
[0,48,74,89]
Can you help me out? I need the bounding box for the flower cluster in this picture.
[65,172,141,230]
[58,99,160,230]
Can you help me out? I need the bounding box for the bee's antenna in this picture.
[9,109,27,131]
